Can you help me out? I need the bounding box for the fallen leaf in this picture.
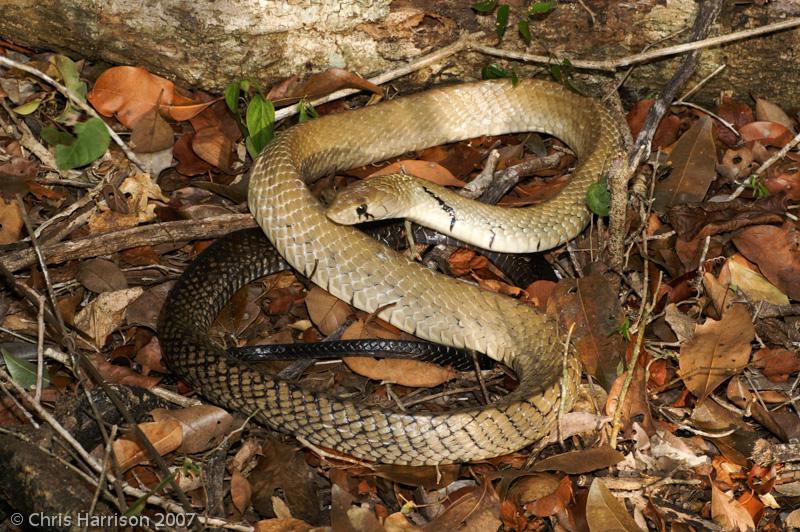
[754,98,794,130]
[711,483,756,532]
[254,518,312,532]
[740,121,794,148]
[231,467,252,515]
[605,363,654,435]
[667,195,786,241]
[626,99,681,148]
[86,353,161,388]
[76,257,128,293]
[305,287,352,336]
[88,66,175,128]
[129,106,174,153]
[732,223,800,300]
[510,474,572,517]
[679,304,754,401]
[721,255,789,305]
[547,270,626,390]
[112,420,182,471]
[715,96,754,147]
[368,159,465,187]
[422,482,501,532]
[726,377,788,441]
[531,446,625,474]
[151,405,234,454]
[174,133,213,176]
[74,287,144,348]
[274,68,382,106]
[0,198,23,244]
[752,348,800,382]
[653,115,716,212]
[585,478,643,532]
[88,172,168,232]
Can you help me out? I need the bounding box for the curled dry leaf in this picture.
[88,66,175,128]
[679,303,754,401]
[752,348,800,383]
[111,420,182,471]
[754,98,795,130]
[150,405,234,454]
[88,173,168,232]
[231,467,253,515]
[507,473,571,518]
[87,353,161,388]
[422,483,501,532]
[586,478,643,532]
[740,121,795,148]
[74,287,144,348]
[732,223,800,301]
[272,67,382,106]
[368,159,465,187]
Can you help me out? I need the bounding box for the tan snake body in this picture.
[159,79,626,465]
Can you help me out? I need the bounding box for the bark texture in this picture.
[0,0,799,106]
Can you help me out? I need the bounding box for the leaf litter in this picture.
[0,45,798,531]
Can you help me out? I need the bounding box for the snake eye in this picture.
[356,204,371,219]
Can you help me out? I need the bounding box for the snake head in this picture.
[326,174,412,225]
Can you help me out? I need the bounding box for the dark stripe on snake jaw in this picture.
[422,185,457,232]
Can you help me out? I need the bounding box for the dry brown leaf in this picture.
[254,518,312,532]
[586,478,643,532]
[231,467,252,515]
[193,126,234,172]
[626,99,680,148]
[740,121,794,148]
[368,159,465,187]
[422,483,501,532]
[127,281,174,329]
[275,68,382,106]
[112,420,182,471]
[372,463,460,490]
[0,197,23,244]
[129,106,175,153]
[732,223,800,300]
[678,304,754,401]
[605,363,654,435]
[163,97,217,122]
[508,473,571,517]
[87,353,161,388]
[664,303,696,343]
[653,115,716,212]
[547,270,626,390]
[715,97,754,147]
[150,405,234,454]
[721,255,789,306]
[727,377,788,441]
[531,446,625,474]
[88,173,167,232]
[752,348,800,383]
[344,356,457,388]
[754,98,794,130]
[711,484,756,532]
[74,287,144,348]
[135,335,166,374]
[174,133,213,176]
[383,513,422,531]
[88,66,175,128]
[76,257,128,293]
[305,286,351,336]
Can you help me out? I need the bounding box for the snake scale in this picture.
[159,79,626,465]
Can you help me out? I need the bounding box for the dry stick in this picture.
[34,294,45,403]
[0,213,256,272]
[274,31,483,121]
[472,17,800,71]
[0,54,145,171]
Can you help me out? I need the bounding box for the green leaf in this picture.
[612,317,631,342]
[56,55,87,100]
[495,4,510,39]
[481,63,512,80]
[518,19,532,44]
[224,81,240,114]
[297,100,318,123]
[471,0,497,13]
[13,98,42,115]
[586,180,610,216]
[2,349,49,390]
[245,93,275,159]
[41,126,76,146]
[55,117,110,169]
[528,0,556,15]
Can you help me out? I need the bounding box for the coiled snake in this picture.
[159,79,626,465]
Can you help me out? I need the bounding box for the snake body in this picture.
[159,79,625,465]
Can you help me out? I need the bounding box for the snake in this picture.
[159,78,626,465]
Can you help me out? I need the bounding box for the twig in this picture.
[274,32,483,121]
[575,0,597,26]
[34,294,45,403]
[462,150,500,200]
[1,213,257,272]
[471,17,800,71]
[0,54,146,171]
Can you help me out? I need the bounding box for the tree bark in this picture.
[0,0,799,106]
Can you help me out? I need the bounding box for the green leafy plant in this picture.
[1,349,50,390]
[40,117,110,170]
[297,99,319,123]
[745,174,770,198]
[224,80,276,160]
[481,63,519,85]
[613,317,632,342]
[472,1,556,43]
